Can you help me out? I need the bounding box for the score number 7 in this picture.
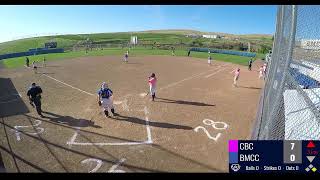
[291,143,295,150]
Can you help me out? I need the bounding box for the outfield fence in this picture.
[0,48,64,60]
[253,5,320,140]
[190,47,256,57]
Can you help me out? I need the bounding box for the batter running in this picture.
[231,68,240,87]
[148,73,157,101]
[263,63,267,80]
[97,82,117,118]
[258,66,264,79]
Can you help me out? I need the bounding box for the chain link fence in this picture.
[253,5,320,140]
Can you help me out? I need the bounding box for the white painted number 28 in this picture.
[81,158,126,173]
[202,119,228,130]
[194,119,228,142]
[194,126,221,141]
[81,158,103,173]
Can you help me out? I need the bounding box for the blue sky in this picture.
[0,5,277,43]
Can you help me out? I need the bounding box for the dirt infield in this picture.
[0,55,264,172]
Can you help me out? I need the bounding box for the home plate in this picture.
[139,93,148,97]
[113,101,123,105]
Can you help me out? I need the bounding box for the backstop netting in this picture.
[253,5,320,140]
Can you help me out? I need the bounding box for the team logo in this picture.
[231,164,241,172]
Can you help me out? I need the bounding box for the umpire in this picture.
[26,57,30,67]
[27,83,43,117]
[248,58,253,71]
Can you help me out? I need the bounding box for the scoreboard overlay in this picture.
[229,140,319,173]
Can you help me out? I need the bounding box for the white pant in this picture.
[233,76,238,85]
[101,98,114,111]
[149,85,156,95]
[259,72,263,79]
[208,59,211,64]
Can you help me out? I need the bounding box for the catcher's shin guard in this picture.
[104,110,109,117]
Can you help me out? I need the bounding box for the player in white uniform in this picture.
[148,73,157,101]
[97,82,117,118]
[258,66,264,79]
[231,68,240,87]
[32,61,37,74]
[263,63,267,80]
[208,55,212,66]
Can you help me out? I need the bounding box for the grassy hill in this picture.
[0,29,273,55]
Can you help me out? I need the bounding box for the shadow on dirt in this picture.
[151,144,225,172]
[0,120,168,172]
[156,97,215,107]
[113,114,193,130]
[0,78,29,118]
[125,62,143,65]
[41,111,101,128]
[238,85,261,90]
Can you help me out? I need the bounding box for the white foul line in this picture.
[66,126,152,146]
[67,141,151,146]
[122,99,130,111]
[42,74,94,96]
[204,66,230,78]
[159,66,222,91]
[67,127,80,148]
[40,69,154,147]
[49,62,230,147]
[144,106,152,143]
[113,101,123,105]
[67,106,154,146]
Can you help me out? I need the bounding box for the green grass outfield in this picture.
[1,47,265,69]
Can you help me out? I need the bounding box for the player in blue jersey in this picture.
[97,82,117,118]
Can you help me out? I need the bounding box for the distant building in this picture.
[301,39,320,50]
[202,34,221,39]
[186,34,202,38]
[130,36,138,45]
